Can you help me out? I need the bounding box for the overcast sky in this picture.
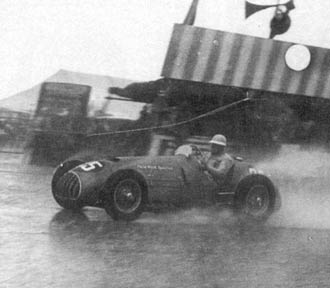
[1,0,330,98]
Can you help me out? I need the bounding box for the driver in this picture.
[204,134,234,185]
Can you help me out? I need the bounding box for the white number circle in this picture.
[285,44,311,71]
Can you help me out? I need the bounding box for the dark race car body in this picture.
[51,145,280,222]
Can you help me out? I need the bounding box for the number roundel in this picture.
[78,161,103,172]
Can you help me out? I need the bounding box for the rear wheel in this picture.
[104,176,146,221]
[235,178,275,222]
[244,184,270,217]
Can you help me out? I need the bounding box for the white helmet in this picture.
[209,134,227,146]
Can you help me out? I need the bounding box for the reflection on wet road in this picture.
[1,160,330,287]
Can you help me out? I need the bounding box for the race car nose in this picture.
[55,172,81,200]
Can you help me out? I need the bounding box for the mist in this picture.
[136,144,330,229]
[257,144,330,229]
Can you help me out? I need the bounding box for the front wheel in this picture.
[104,177,146,221]
[235,178,275,222]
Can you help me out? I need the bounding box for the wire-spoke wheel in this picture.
[104,176,146,221]
[235,177,276,223]
[114,179,142,214]
[244,184,270,218]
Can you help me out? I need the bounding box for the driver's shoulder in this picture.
[214,153,234,164]
[224,153,234,161]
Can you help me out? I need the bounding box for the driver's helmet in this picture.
[209,134,227,146]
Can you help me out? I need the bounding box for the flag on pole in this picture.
[183,0,199,25]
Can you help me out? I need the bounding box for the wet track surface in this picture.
[1,152,330,287]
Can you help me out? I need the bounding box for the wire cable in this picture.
[86,97,250,137]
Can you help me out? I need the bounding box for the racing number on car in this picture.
[79,161,103,172]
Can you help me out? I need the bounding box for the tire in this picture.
[235,177,276,222]
[51,160,84,210]
[104,175,146,221]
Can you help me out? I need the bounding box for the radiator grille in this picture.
[55,172,81,200]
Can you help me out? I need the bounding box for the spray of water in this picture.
[136,208,236,226]
[257,144,330,229]
[142,144,330,229]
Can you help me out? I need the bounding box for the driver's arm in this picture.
[206,157,233,182]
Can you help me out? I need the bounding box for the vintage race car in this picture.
[51,145,280,222]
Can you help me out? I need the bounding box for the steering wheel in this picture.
[190,145,206,169]
[190,144,201,155]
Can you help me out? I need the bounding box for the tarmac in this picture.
[1,152,330,288]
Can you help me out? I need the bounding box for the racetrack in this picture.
[1,149,330,288]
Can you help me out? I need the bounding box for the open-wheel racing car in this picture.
[51,144,280,222]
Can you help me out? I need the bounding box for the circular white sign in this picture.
[285,44,311,71]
